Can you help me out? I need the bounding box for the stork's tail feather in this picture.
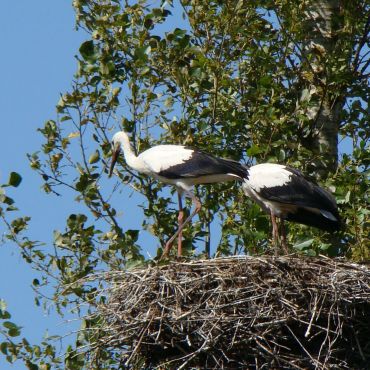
[221,160,249,179]
[286,208,341,232]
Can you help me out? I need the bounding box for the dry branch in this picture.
[86,256,370,369]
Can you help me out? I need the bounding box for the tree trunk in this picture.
[301,0,344,179]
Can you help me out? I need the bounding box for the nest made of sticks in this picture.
[90,256,370,369]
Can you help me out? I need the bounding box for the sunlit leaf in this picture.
[293,239,314,251]
[89,150,100,164]
[68,132,80,139]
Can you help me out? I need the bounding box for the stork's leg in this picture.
[177,193,184,257]
[162,192,201,258]
[271,213,279,256]
[280,219,288,254]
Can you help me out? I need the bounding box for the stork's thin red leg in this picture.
[177,193,184,257]
[162,192,201,259]
[271,213,279,256]
[280,219,288,254]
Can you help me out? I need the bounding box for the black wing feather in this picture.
[286,208,341,231]
[157,150,247,179]
[258,167,339,219]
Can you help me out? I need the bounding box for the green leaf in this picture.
[75,174,90,192]
[25,362,38,370]
[3,321,18,330]
[79,40,98,63]
[89,150,100,164]
[247,145,263,157]
[318,243,331,251]
[300,88,311,101]
[0,299,6,312]
[1,195,14,206]
[60,115,72,122]
[278,149,285,161]
[3,321,21,337]
[164,97,174,107]
[134,46,151,61]
[0,342,7,355]
[8,172,22,187]
[8,328,21,337]
[305,249,317,257]
[293,239,314,251]
[0,308,11,320]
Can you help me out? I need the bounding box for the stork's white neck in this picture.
[113,131,148,173]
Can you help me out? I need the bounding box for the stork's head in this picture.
[109,131,133,177]
[109,132,124,177]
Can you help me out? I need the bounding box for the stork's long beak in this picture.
[108,147,120,178]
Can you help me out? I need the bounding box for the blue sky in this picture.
[0,3,186,368]
[0,2,86,368]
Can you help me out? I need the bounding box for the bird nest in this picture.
[88,256,370,369]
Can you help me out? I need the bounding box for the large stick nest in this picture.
[92,256,370,369]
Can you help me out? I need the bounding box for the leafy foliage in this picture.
[1,0,369,368]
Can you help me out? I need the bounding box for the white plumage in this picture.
[246,164,292,190]
[109,131,246,257]
[134,145,194,175]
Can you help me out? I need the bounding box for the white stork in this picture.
[242,163,341,254]
[108,131,247,257]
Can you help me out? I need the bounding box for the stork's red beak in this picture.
[108,147,120,178]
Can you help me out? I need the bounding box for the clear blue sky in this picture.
[0,2,86,368]
[0,4,190,366]
[0,3,183,368]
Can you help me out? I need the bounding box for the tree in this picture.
[1,0,369,368]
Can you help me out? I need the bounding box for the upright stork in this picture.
[109,131,247,257]
[242,163,341,253]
